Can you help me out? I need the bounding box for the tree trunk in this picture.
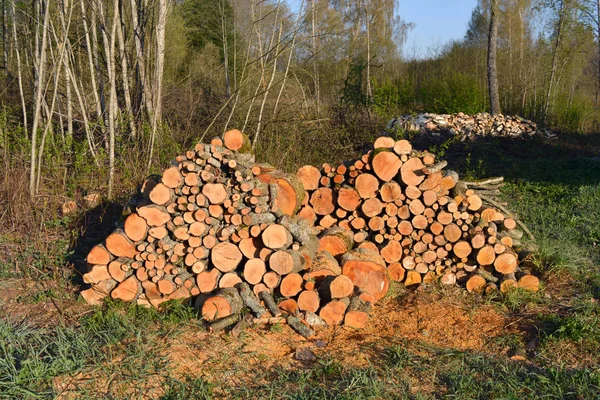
[147,0,167,171]
[220,0,230,98]
[487,0,501,115]
[597,0,600,105]
[29,0,50,197]
[80,0,104,131]
[130,0,154,119]
[311,0,319,112]
[10,0,27,134]
[117,0,136,138]
[544,0,565,124]
[98,0,119,199]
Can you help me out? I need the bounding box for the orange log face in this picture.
[355,174,379,199]
[111,276,139,302]
[297,290,320,313]
[372,151,402,182]
[105,231,137,258]
[319,300,348,325]
[494,253,517,274]
[211,242,243,272]
[400,158,425,186]
[342,261,389,302]
[310,188,335,216]
[223,129,248,151]
[297,165,321,191]
[124,213,148,242]
[162,166,183,188]
[337,188,361,211]
[87,245,112,265]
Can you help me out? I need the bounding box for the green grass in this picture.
[0,300,199,399]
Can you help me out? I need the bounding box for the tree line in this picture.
[0,0,598,199]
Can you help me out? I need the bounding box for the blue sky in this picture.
[287,0,478,59]
[401,0,478,59]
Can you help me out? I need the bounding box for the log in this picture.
[105,229,137,258]
[387,262,406,281]
[297,290,320,313]
[337,187,362,211]
[322,275,354,299]
[124,213,148,242]
[355,173,379,199]
[202,183,228,204]
[208,314,240,332]
[238,282,266,317]
[310,187,335,215]
[466,275,486,293]
[243,258,266,284]
[400,157,425,186]
[162,166,183,188]
[494,252,518,274]
[269,250,304,275]
[211,242,243,272]
[297,165,321,191]
[318,227,354,258]
[259,290,281,317]
[371,151,402,182]
[202,288,244,321]
[279,273,304,297]
[518,274,539,291]
[341,251,389,302]
[319,297,349,325]
[111,276,141,302]
[223,129,251,152]
[197,269,222,293]
[262,224,293,250]
[138,205,170,226]
[87,244,112,265]
[287,315,315,338]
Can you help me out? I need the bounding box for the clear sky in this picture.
[401,0,478,59]
[286,0,479,59]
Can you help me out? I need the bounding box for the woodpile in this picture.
[387,112,552,141]
[295,136,539,299]
[81,129,539,337]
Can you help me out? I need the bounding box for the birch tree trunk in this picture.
[98,0,119,199]
[147,0,167,171]
[131,0,154,119]
[487,0,501,115]
[10,0,27,134]
[311,0,319,112]
[80,0,104,131]
[544,0,565,124]
[117,0,136,138]
[220,0,231,98]
[597,0,599,104]
[29,0,50,197]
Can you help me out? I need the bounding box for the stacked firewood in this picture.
[80,130,539,336]
[295,136,539,296]
[80,130,387,334]
[387,112,550,140]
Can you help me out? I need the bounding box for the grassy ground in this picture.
[1,133,599,399]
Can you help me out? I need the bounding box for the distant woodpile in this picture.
[80,129,539,337]
[387,113,550,141]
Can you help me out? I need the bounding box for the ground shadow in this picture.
[407,133,600,187]
[67,201,124,286]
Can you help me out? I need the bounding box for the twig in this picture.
[479,194,536,241]
[463,177,504,186]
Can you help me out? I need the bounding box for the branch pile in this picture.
[80,130,539,336]
[387,112,552,140]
